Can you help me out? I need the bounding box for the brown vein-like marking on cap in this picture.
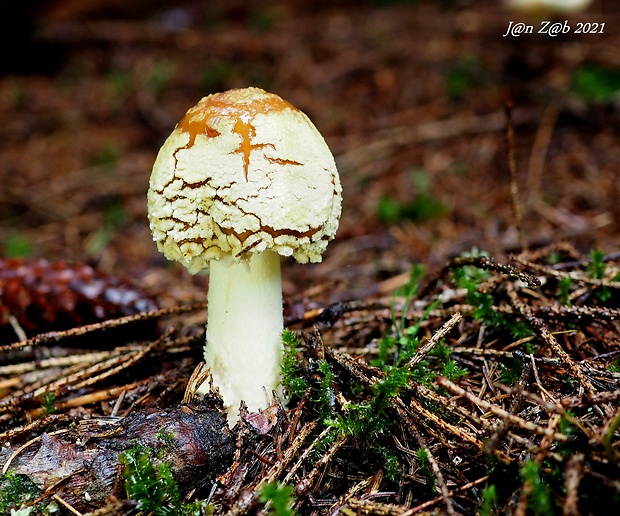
[266,157,303,167]
[175,90,302,181]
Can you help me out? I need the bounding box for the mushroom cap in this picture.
[147,87,342,273]
[504,0,591,14]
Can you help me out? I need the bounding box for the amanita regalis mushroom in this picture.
[147,87,341,421]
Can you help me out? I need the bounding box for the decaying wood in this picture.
[1,401,234,513]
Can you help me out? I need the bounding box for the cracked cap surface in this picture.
[147,87,342,273]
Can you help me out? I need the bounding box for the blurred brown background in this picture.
[1,0,619,305]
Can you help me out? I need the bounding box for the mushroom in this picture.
[504,0,591,15]
[147,87,342,421]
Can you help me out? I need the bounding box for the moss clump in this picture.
[119,443,214,516]
[0,471,41,513]
[259,481,297,516]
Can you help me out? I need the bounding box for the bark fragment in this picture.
[4,400,234,512]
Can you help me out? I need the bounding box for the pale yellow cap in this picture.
[147,87,342,273]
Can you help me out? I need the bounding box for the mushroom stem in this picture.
[197,251,284,421]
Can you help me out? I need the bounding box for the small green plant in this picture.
[376,169,445,225]
[519,460,554,516]
[444,54,487,101]
[308,430,338,464]
[313,360,337,421]
[0,471,40,513]
[259,482,297,516]
[440,358,468,383]
[120,448,180,515]
[608,358,620,374]
[40,392,57,416]
[376,195,402,225]
[452,250,531,340]
[557,412,578,454]
[546,251,562,266]
[373,264,436,369]
[404,344,467,393]
[281,330,310,400]
[588,249,607,280]
[416,448,436,494]
[4,232,33,258]
[498,361,522,386]
[284,327,410,441]
[183,501,214,516]
[379,447,403,482]
[587,249,613,302]
[395,304,444,366]
[145,60,175,95]
[477,484,498,516]
[408,358,434,388]
[106,69,132,98]
[282,259,469,496]
[396,263,426,298]
[155,428,176,449]
[90,144,120,170]
[572,63,620,104]
[556,276,573,306]
[327,365,411,439]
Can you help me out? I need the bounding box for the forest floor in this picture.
[1,0,620,514]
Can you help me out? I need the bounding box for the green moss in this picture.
[39,392,57,416]
[608,358,620,374]
[376,170,445,225]
[587,249,614,302]
[155,428,176,450]
[144,60,174,95]
[556,276,573,307]
[119,442,213,516]
[440,359,468,383]
[498,361,522,386]
[572,64,620,104]
[182,501,214,516]
[373,264,427,368]
[452,255,531,340]
[416,448,436,494]
[308,430,338,464]
[0,471,41,513]
[327,365,411,439]
[119,448,180,515]
[519,460,554,516]
[3,232,33,258]
[477,484,498,516]
[280,330,310,400]
[587,249,606,280]
[259,482,297,516]
[444,54,487,101]
[313,360,337,421]
[381,450,403,482]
